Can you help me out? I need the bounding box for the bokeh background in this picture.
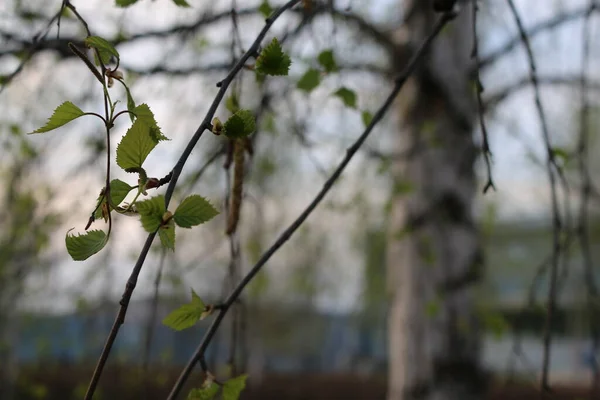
[1,0,599,399]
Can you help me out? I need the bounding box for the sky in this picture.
[1,0,599,313]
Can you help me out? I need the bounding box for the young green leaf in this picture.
[222,375,248,400]
[223,109,256,139]
[191,288,204,306]
[133,103,168,141]
[480,311,509,340]
[255,38,291,76]
[125,86,136,123]
[225,94,240,113]
[361,110,373,127]
[94,179,135,220]
[172,0,191,6]
[85,36,119,65]
[65,229,108,261]
[116,119,156,170]
[162,289,206,331]
[136,195,166,232]
[258,0,273,18]
[333,87,357,109]
[187,383,219,400]
[28,101,85,134]
[174,195,219,228]
[116,0,138,6]
[159,218,176,250]
[551,147,569,166]
[116,104,168,170]
[317,49,338,73]
[297,68,321,93]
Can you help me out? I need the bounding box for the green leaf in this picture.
[116,119,155,170]
[65,229,108,261]
[136,195,166,232]
[172,0,191,6]
[162,289,206,331]
[159,218,176,250]
[392,179,414,195]
[191,289,204,306]
[94,179,135,220]
[29,101,85,134]
[133,103,168,141]
[258,0,273,18]
[85,36,119,64]
[297,68,321,92]
[333,87,357,109]
[224,109,256,139]
[317,49,338,73]
[222,375,248,400]
[361,110,373,127]
[187,383,220,400]
[116,104,168,170]
[125,86,136,123]
[174,195,219,228]
[481,311,509,340]
[115,0,138,6]
[225,94,240,113]
[255,38,291,76]
[551,147,569,165]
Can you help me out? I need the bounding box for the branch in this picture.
[484,75,600,108]
[576,1,600,393]
[505,0,563,395]
[478,2,598,71]
[166,9,459,400]
[471,0,495,193]
[0,2,66,93]
[123,61,389,77]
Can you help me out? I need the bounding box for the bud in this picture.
[145,177,160,190]
[211,117,223,135]
[162,211,173,225]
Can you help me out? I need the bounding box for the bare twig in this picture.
[0,2,66,93]
[505,0,563,395]
[142,248,167,373]
[471,0,495,193]
[485,75,600,108]
[577,2,600,396]
[478,3,599,71]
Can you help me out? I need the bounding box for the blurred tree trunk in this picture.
[387,2,485,399]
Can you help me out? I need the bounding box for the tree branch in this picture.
[478,3,599,72]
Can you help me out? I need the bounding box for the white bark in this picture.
[387,2,484,399]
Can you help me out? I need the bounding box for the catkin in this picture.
[226,140,245,235]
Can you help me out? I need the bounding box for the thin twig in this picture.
[505,0,563,395]
[577,2,600,396]
[166,10,458,400]
[478,3,599,71]
[0,2,66,93]
[471,0,495,193]
[142,248,167,373]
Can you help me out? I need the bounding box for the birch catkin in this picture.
[226,139,245,235]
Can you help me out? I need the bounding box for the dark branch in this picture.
[478,3,598,72]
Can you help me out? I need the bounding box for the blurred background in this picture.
[1,0,600,399]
